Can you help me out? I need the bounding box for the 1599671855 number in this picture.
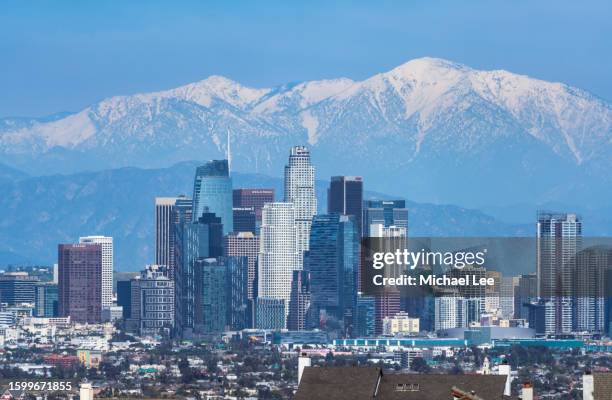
[8,381,72,391]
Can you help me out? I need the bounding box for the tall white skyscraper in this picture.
[79,235,113,310]
[257,202,299,325]
[284,146,317,263]
[155,197,178,267]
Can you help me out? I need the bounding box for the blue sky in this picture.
[1,0,611,117]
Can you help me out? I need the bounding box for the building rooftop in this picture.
[295,367,511,400]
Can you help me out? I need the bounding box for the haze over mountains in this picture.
[1,57,611,268]
[0,162,533,269]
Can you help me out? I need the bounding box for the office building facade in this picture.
[233,188,274,224]
[192,160,233,234]
[307,214,358,331]
[257,202,300,326]
[79,235,113,310]
[224,232,259,301]
[58,243,102,324]
[174,211,224,337]
[0,272,38,306]
[34,283,58,317]
[328,176,363,236]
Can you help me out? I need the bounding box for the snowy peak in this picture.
[168,75,272,108]
[0,57,611,177]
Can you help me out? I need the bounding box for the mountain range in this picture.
[1,57,611,209]
[0,162,531,269]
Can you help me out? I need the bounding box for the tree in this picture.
[410,357,431,373]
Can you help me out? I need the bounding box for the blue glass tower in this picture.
[307,213,358,332]
[174,211,224,337]
[192,160,233,234]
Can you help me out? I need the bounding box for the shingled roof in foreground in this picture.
[295,366,512,400]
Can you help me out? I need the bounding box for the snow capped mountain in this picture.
[1,57,611,207]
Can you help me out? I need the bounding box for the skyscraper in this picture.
[192,160,233,234]
[257,202,299,327]
[155,196,182,267]
[307,214,358,331]
[449,265,486,323]
[355,294,375,337]
[574,246,612,333]
[58,243,102,324]
[232,207,257,233]
[284,146,317,258]
[287,270,312,331]
[328,176,363,236]
[34,282,58,317]
[193,256,249,333]
[224,232,259,300]
[79,235,113,310]
[537,212,581,334]
[369,224,406,335]
[434,291,468,331]
[130,264,175,337]
[362,200,408,237]
[169,196,193,280]
[233,188,275,225]
[500,276,520,319]
[174,211,224,337]
[514,274,537,321]
[117,280,132,319]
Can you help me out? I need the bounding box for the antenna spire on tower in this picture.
[227,128,232,174]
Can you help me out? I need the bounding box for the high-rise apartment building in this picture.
[284,146,317,258]
[58,243,102,324]
[328,176,363,236]
[257,202,300,327]
[130,264,175,337]
[574,246,612,333]
[537,212,581,334]
[307,214,358,331]
[434,291,468,331]
[449,266,486,323]
[79,235,113,310]
[192,160,233,234]
[193,256,249,333]
[233,188,274,224]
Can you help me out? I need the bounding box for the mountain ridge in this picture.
[1,57,611,208]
